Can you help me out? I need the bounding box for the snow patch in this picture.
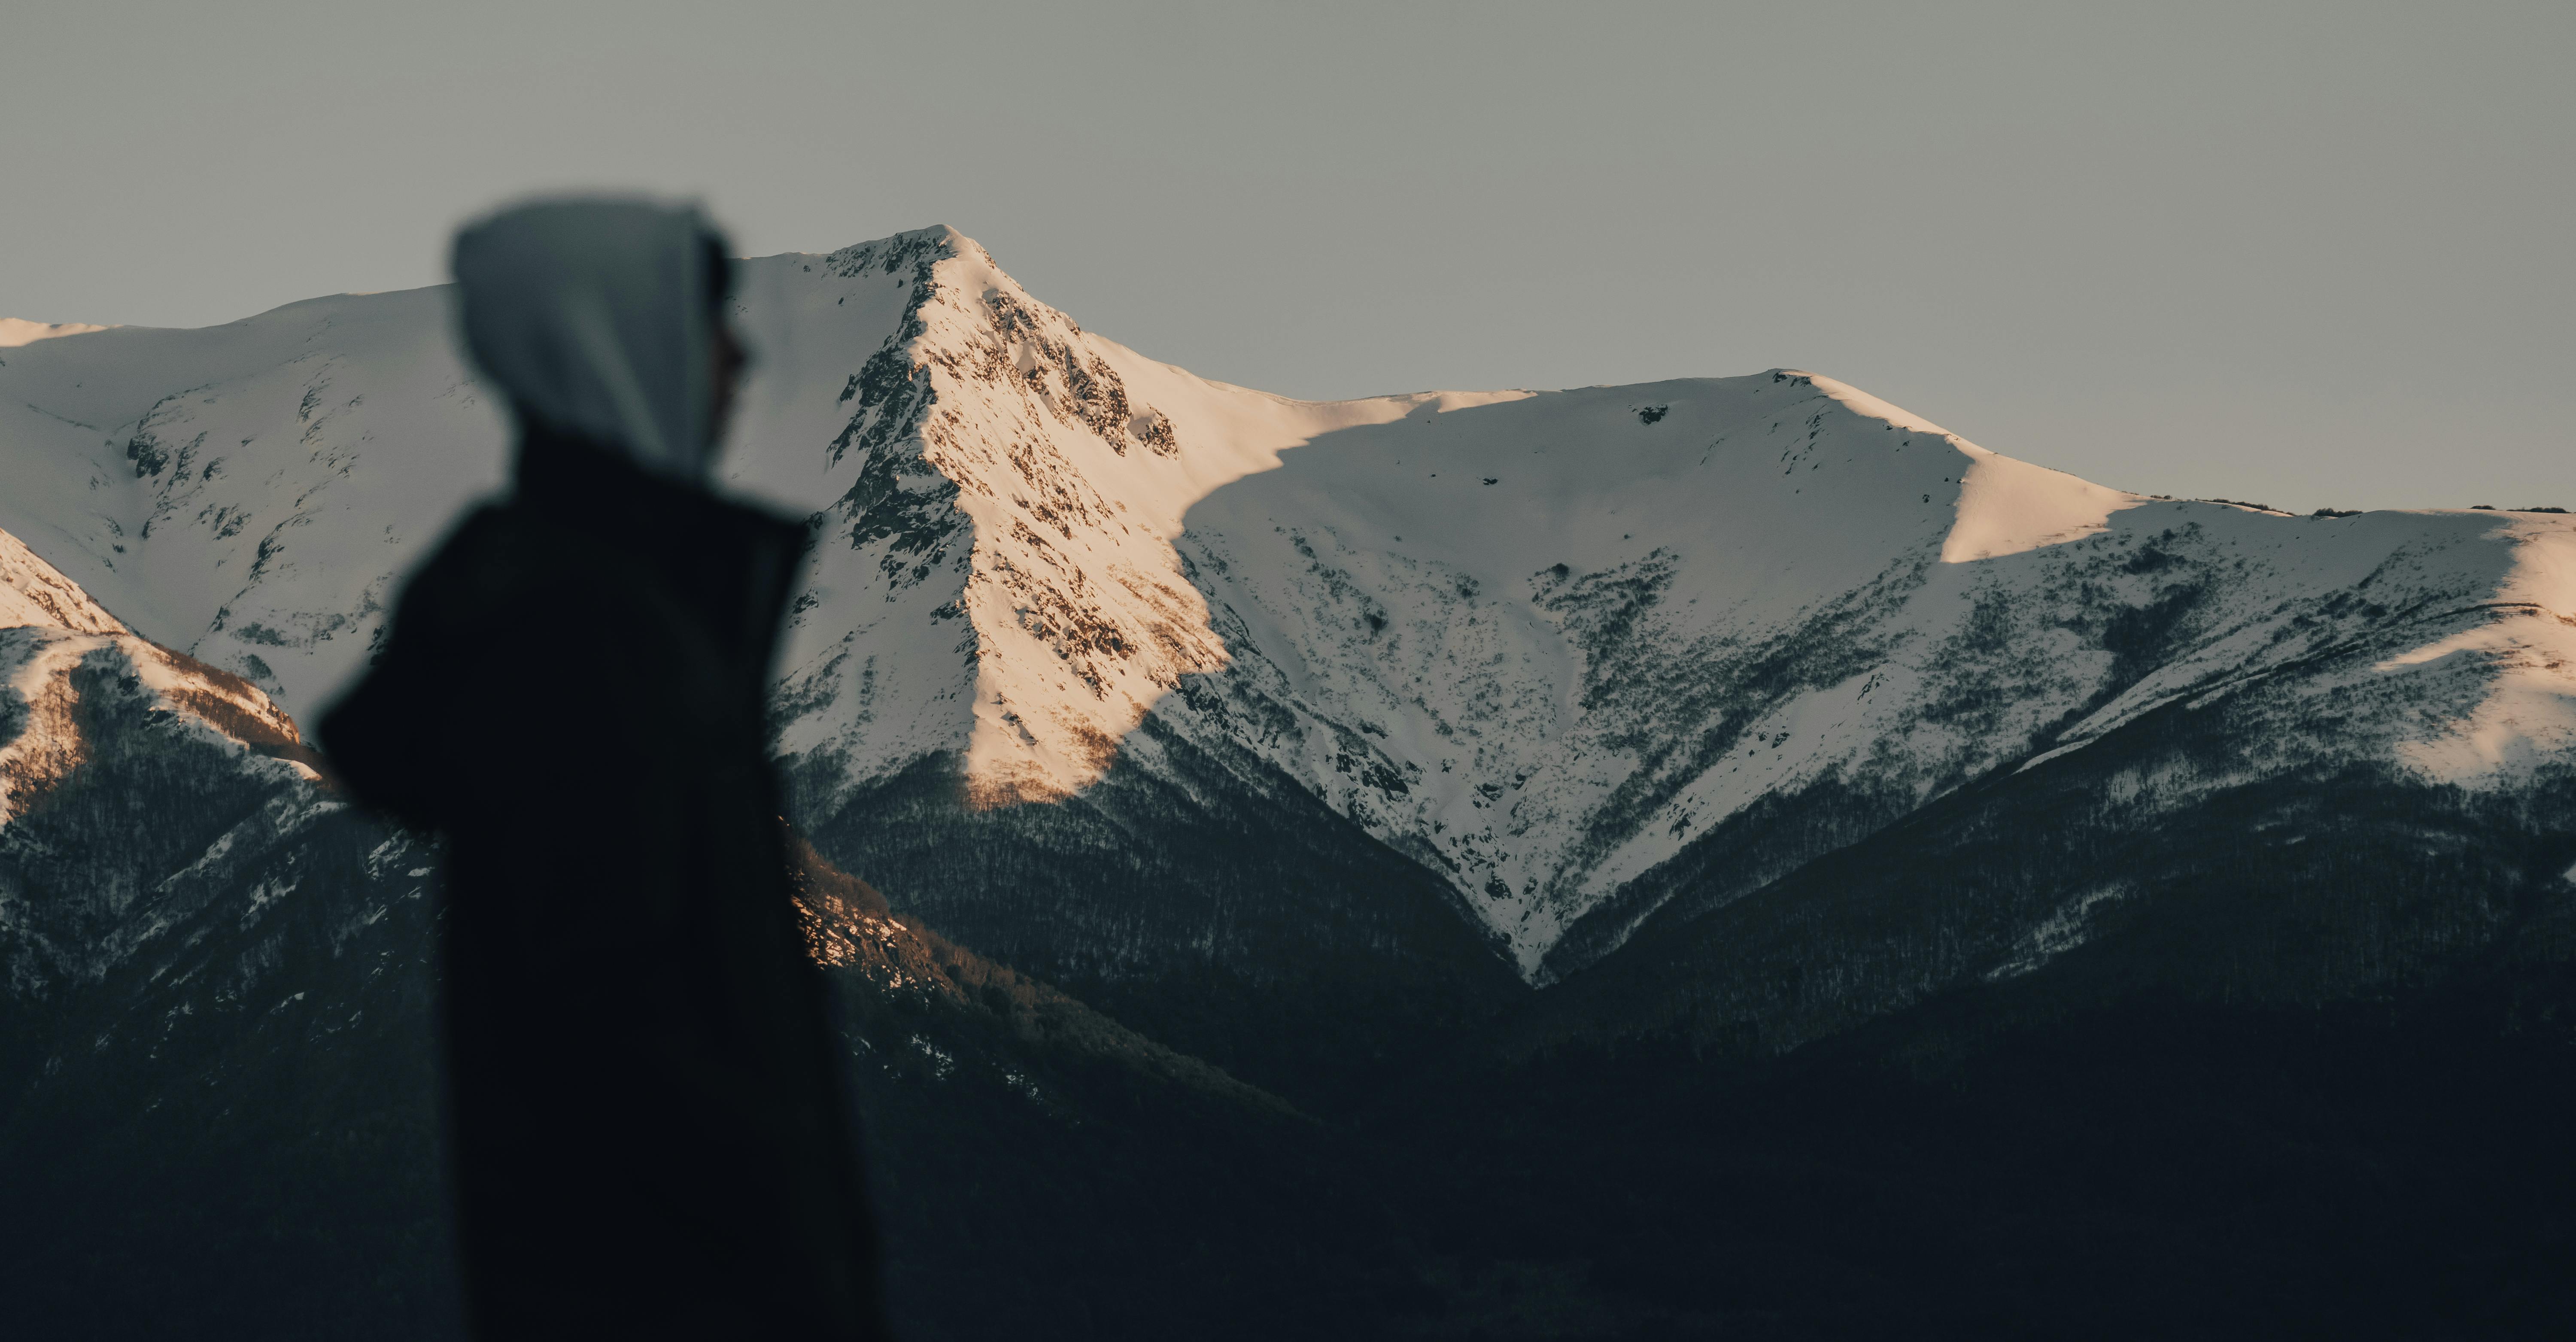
[0,319,112,347]
[1987,884,2129,981]
[1941,442,2146,563]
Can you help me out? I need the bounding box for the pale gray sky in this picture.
[5,0,2569,511]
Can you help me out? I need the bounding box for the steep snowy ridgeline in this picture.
[1,525,310,825]
[0,526,125,636]
[6,227,2574,983]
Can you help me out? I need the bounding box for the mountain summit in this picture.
[4,227,2572,991]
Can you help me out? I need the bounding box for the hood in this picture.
[451,196,730,485]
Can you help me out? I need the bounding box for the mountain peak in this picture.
[5,228,2572,977]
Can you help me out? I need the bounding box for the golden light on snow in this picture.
[0,318,112,347]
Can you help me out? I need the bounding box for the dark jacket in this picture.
[322,428,887,1339]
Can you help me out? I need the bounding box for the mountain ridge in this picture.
[3,225,2571,990]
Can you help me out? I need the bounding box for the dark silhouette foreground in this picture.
[322,199,886,1338]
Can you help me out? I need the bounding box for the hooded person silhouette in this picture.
[320,198,889,1339]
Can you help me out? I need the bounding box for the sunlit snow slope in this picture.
[6,226,2572,979]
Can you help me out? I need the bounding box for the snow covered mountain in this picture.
[10,225,2576,1339]
[6,225,2571,1003]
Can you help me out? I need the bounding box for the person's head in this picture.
[451,196,747,486]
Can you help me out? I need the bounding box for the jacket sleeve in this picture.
[317,599,458,828]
